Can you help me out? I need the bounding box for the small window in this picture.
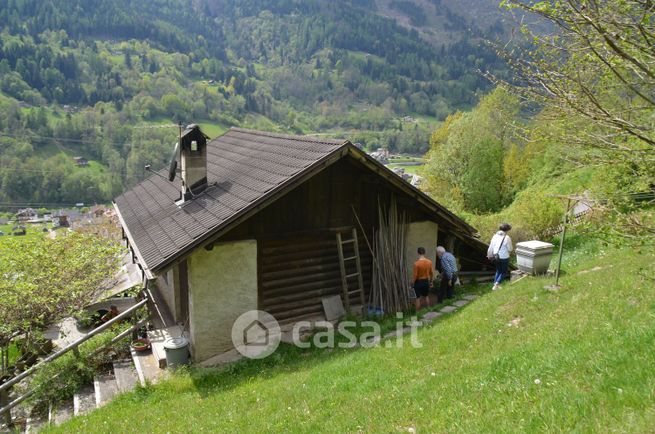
[191,140,198,152]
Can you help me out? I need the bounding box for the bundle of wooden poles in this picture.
[368,197,411,314]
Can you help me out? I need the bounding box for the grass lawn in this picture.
[388,156,424,164]
[7,342,19,366]
[197,122,228,139]
[83,160,106,176]
[387,163,424,175]
[0,223,52,243]
[50,237,655,433]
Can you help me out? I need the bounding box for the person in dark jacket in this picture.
[436,246,458,303]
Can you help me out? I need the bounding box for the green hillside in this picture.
[49,236,655,432]
[0,0,510,207]
[375,0,511,45]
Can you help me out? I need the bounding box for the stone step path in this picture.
[113,360,139,393]
[49,401,74,427]
[420,311,443,323]
[131,346,165,386]
[94,374,119,408]
[30,358,141,432]
[73,385,96,417]
[375,294,480,342]
[383,326,413,339]
[439,305,458,313]
[425,294,477,327]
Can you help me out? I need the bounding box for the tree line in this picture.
[422,0,654,242]
[0,0,510,205]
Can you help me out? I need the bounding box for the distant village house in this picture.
[369,147,390,164]
[15,208,38,222]
[73,156,89,167]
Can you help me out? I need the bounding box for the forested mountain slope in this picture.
[0,0,509,205]
[374,0,511,45]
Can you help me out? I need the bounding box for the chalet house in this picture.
[90,205,107,218]
[114,126,489,364]
[16,208,37,222]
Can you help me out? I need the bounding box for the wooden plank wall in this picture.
[259,230,372,324]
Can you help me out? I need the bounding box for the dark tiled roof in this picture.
[114,128,348,275]
[115,127,481,277]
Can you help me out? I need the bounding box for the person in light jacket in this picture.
[487,223,513,290]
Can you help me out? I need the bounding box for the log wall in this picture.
[259,230,372,324]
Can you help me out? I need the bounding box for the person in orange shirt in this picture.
[412,247,434,310]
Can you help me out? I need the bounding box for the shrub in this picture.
[512,190,564,239]
[26,327,129,406]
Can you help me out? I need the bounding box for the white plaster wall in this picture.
[405,221,439,282]
[187,240,258,362]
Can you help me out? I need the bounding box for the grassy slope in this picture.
[461,165,606,241]
[386,162,423,175]
[51,237,655,433]
[0,223,53,242]
[374,0,505,45]
[197,122,228,139]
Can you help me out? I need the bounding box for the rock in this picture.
[421,311,442,323]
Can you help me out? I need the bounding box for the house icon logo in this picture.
[232,310,281,359]
[244,319,269,347]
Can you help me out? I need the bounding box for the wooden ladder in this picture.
[336,228,366,313]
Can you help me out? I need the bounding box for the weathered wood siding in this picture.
[216,157,470,324]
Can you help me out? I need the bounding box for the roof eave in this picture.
[344,145,479,235]
[113,202,156,280]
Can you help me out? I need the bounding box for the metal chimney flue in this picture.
[179,124,209,201]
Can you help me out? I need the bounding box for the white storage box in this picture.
[515,240,554,275]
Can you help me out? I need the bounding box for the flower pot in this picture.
[130,338,150,352]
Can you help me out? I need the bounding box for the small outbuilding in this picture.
[73,156,89,166]
[114,127,490,363]
[15,208,37,222]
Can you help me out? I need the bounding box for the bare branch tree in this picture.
[489,0,655,237]
[494,0,655,150]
